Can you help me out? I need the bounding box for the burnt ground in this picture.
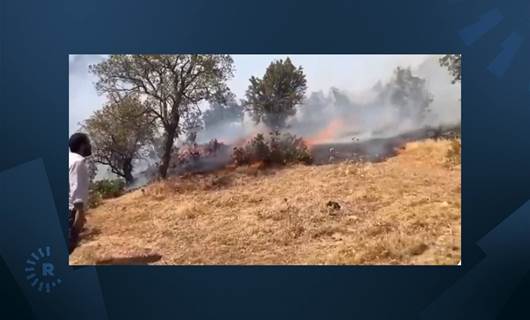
[310,126,460,164]
[131,125,460,187]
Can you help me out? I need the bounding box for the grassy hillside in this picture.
[70,139,461,265]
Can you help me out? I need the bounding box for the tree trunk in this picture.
[159,129,177,179]
[123,159,134,184]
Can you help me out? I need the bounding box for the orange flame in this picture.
[305,119,345,147]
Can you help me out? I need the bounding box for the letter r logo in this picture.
[42,262,54,277]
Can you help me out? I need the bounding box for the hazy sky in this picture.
[69,54,433,134]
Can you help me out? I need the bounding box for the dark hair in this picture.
[69,133,90,153]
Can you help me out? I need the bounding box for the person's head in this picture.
[69,133,92,157]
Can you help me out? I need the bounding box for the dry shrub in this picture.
[283,201,305,240]
[445,138,461,167]
[175,202,207,219]
[146,181,174,200]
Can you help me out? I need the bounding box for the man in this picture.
[68,133,92,253]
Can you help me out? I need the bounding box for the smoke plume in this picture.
[197,56,460,146]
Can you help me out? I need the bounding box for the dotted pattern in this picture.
[24,246,62,294]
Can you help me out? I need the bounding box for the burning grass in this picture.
[70,139,461,265]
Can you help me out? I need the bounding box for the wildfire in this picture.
[229,128,256,147]
[230,119,346,151]
[305,119,345,147]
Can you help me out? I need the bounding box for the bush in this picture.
[92,179,126,198]
[88,179,126,208]
[87,189,103,209]
[233,131,312,165]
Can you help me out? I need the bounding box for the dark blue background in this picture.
[1,0,529,319]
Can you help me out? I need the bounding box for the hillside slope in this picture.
[70,139,461,265]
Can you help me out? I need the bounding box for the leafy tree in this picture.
[90,55,234,178]
[382,67,432,121]
[244,57,307,129]
[86,157,98,183]
[84,96,154,183]
[439,54,461,84]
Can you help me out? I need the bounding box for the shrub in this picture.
[233,131,312,165]
[246,133,271,163]
[92,179,126,198]
[269,131,312,164]
[87,189,103,209]
[446,138,461,167]
[88,179,126,208]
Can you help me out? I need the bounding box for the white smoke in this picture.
[90,55,461,184]
[197,55,461,145]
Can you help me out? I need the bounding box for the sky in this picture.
[69,54,434,134]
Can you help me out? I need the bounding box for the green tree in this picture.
[86,157,98,183]
[385,67,432,121]
[244,57,307,129]
[84,96,154,183]
[90,54,234,178]
[439,54,461,84]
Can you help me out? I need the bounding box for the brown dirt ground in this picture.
[70,139,461,265]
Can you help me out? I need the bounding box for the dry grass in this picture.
[70,139,461,265]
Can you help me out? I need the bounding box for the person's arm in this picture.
[71,159,90,209]
[71,160,89,232]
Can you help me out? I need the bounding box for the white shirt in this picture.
[69,152,89,210]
